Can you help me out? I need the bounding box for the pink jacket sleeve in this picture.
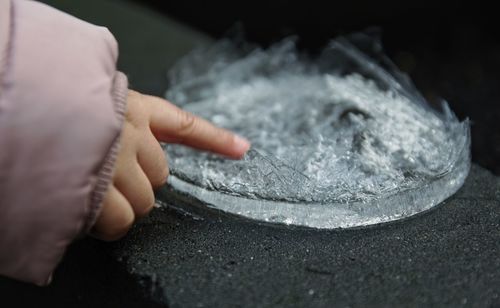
[0,0,128,285]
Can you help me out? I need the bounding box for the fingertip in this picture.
[230,134,251,159]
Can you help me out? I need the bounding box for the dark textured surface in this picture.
[112,164,500,307]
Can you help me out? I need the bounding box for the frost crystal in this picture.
[162,35,471,228]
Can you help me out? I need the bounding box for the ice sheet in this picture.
[162,35,471,228]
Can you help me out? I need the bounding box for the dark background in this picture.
[134,0,500,175]
[136,1,496,51]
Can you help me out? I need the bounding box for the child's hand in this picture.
[92,90,251,241]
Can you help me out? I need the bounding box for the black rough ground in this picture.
[112,164,500,307]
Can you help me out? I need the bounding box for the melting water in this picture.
[162,35,471,228]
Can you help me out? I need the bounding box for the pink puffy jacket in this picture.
[0,0,128,285]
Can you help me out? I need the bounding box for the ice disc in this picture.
[161,35,471,229]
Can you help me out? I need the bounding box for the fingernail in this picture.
[234,134,251,154]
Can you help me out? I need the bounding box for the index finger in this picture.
[144,94,251,159]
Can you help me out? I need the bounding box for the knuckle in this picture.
[126,90,140,107]
[177,110,197,136]
[126,93,150,128]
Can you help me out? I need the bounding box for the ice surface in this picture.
[162,35,471,228]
